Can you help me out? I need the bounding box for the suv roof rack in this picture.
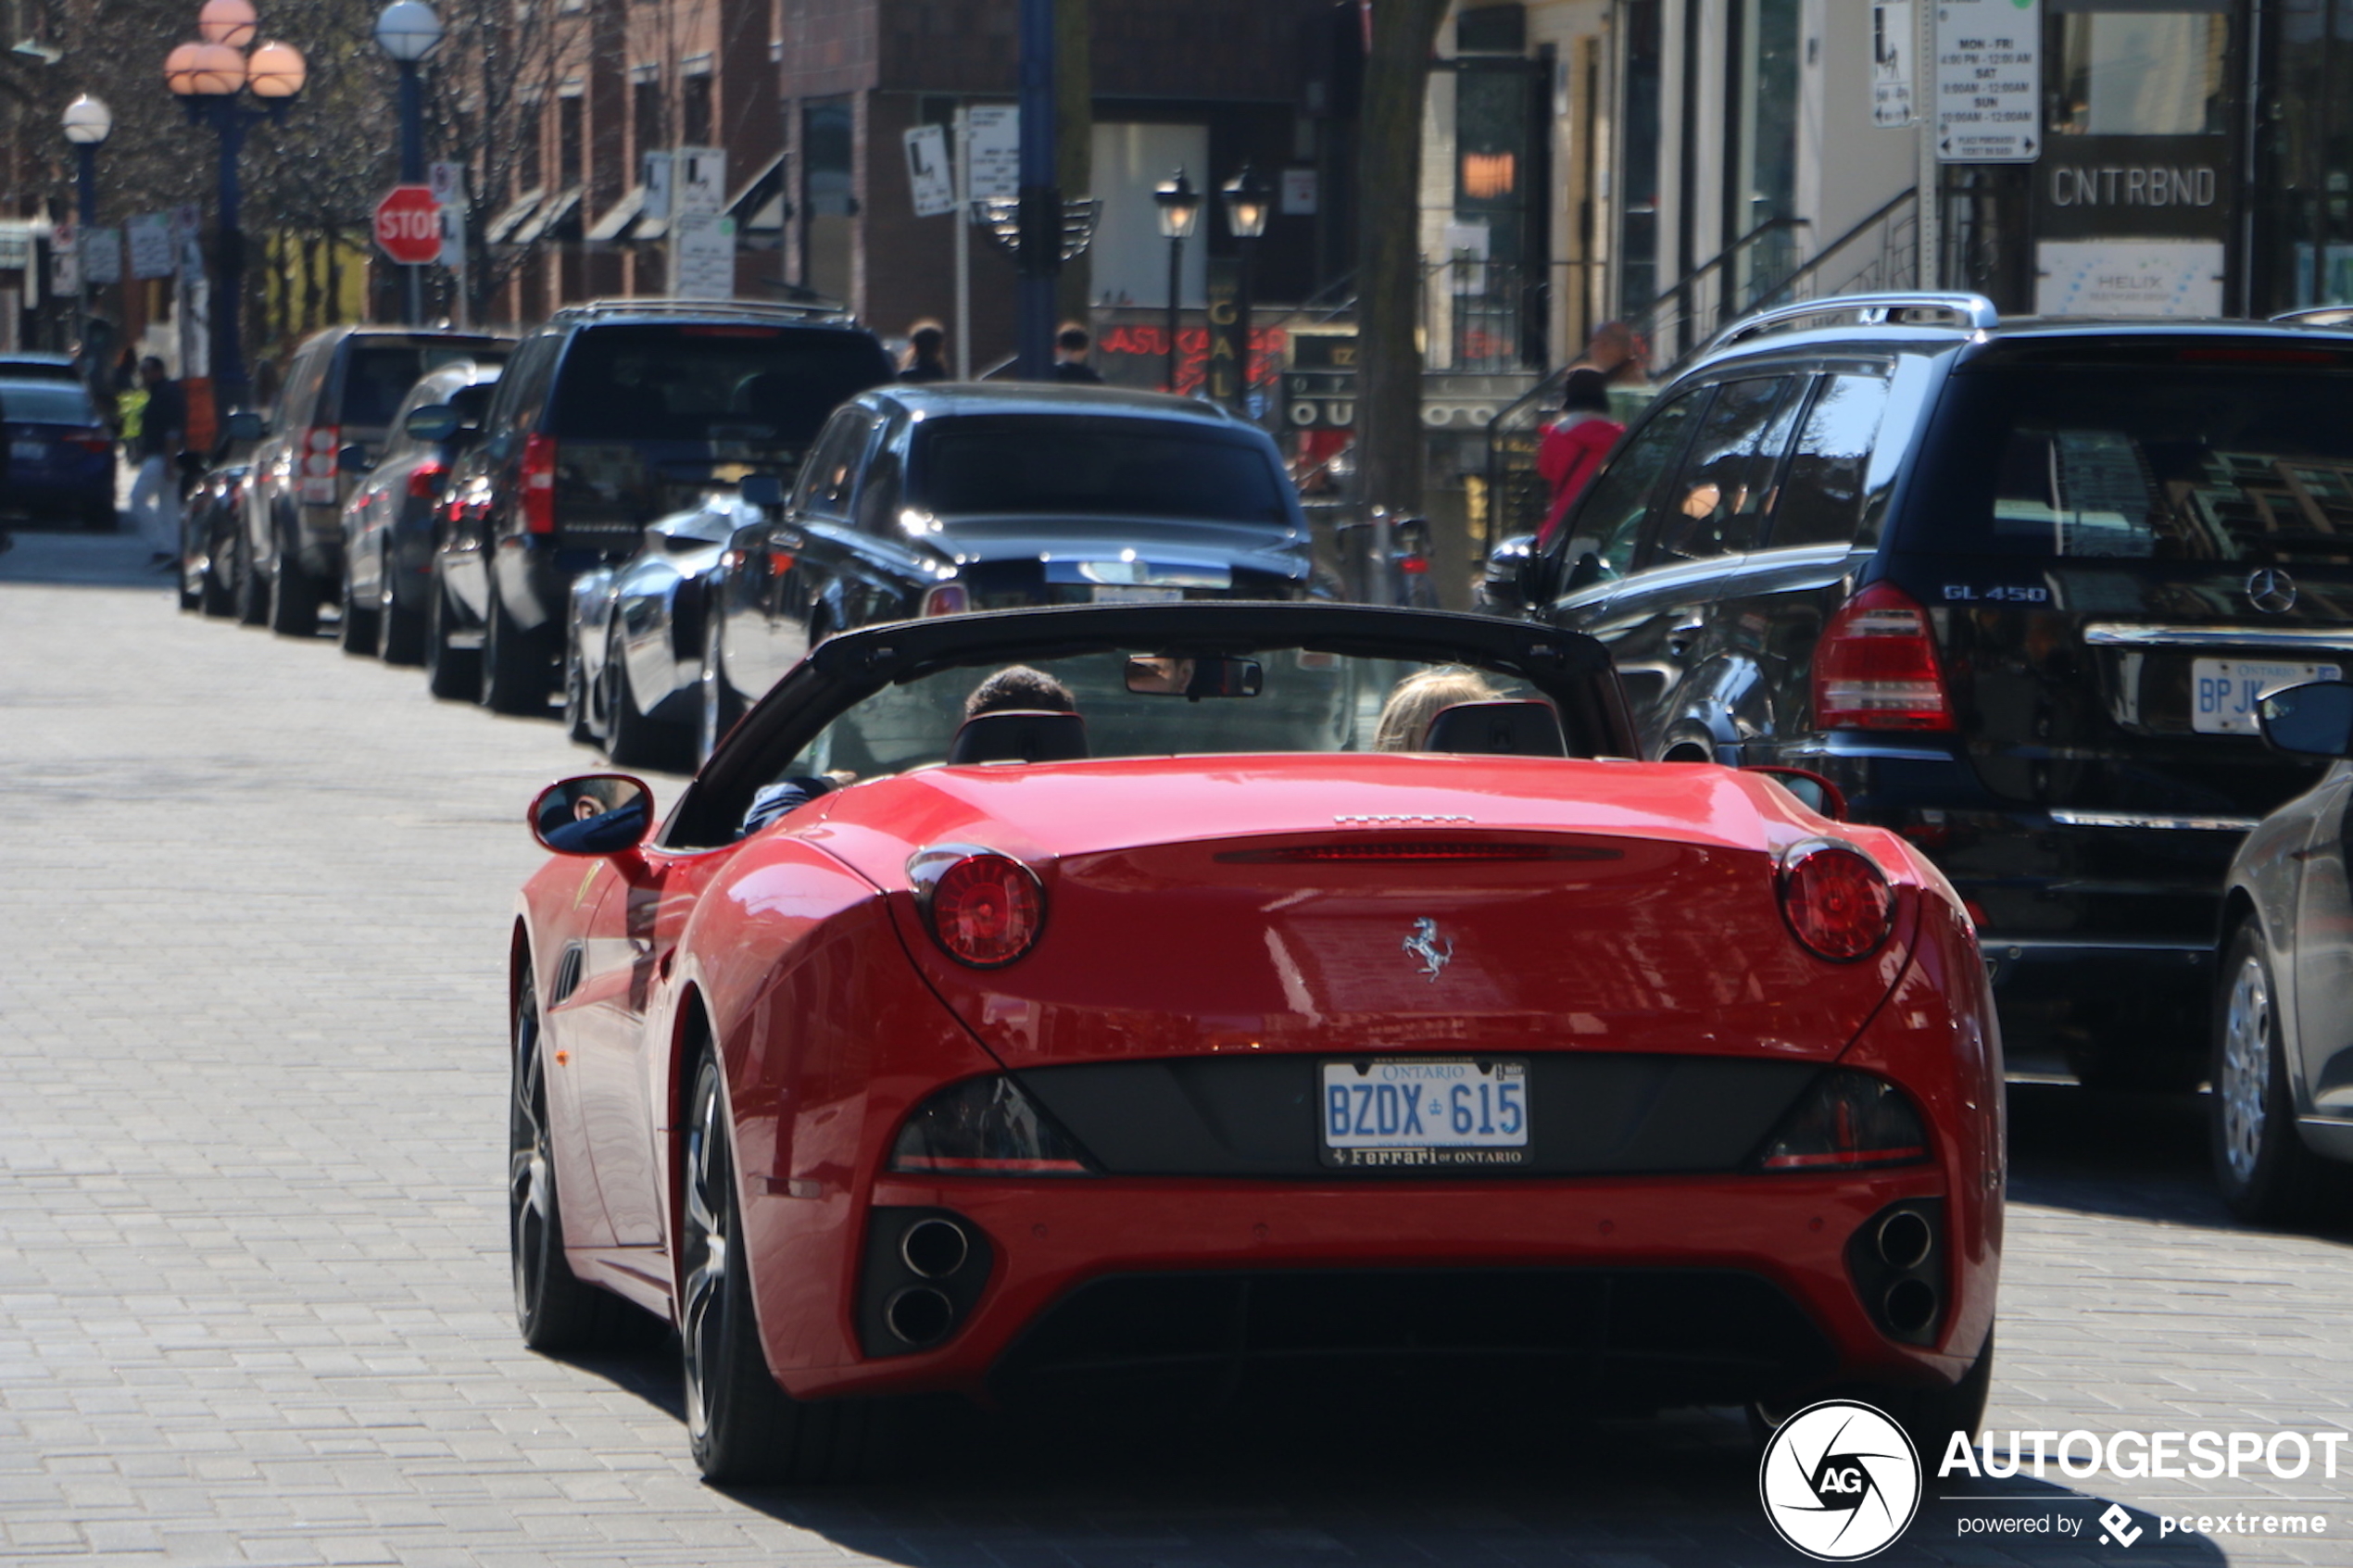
[2271,305,2353,328]
[549,296,856,326]
[1702,292,2000,357]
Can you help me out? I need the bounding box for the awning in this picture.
[726,152,786,232]
[585,185,646,244]
[514,187,583,246]
[485,191,545,246]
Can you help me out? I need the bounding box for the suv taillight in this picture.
[520,433,557,534]
[1813,583,1954,732]
[299,424,340,506]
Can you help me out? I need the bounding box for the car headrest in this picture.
[945,709,1089,766]
[1422,699,1568,758]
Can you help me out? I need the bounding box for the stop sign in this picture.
[374,185,442,265]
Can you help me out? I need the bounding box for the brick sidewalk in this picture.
[2,546,2349,1564]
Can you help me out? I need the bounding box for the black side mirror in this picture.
[336,444,371,475]
[223,409,264,442]
[404,403,463,444]
[739,473,785,508]
[2258,681,2353,759]
[530,773,655,857]
[1480,533,1535,612]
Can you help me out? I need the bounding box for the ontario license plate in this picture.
[1319,1059,1529,1168]
[9,440,44,462]
[1089,584,1183,604]
[2192,658,2342,735]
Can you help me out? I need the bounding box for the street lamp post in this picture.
[1152,169,1200,395]
[373,0,444,326]
[164,0,306,408]
[1218,161,1269,416]
[62,94,112,390]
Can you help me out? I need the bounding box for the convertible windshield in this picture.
[739,647,1558,836]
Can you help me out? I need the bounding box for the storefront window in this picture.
[2055,10,2228,136]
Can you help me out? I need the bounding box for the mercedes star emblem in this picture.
[2247,567,2298,615]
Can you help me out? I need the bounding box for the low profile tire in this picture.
[510,949,661,1352]
[2211,923,2330,1224]
[233,530,270,627]
[268,540,320,638]
[377,571,425,665]
[481,586,550,716]
[1752,1329,1994,1464]
[606,636,689,772]
[337,566,380,656]
[425,562,482,702]
[698,611,743,767]
[681,1048,881,1484]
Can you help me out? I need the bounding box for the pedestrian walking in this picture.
[1050,322,1103,383]
[1535,368,1625,550]
[900,320,951,383]
[128,357,184,568]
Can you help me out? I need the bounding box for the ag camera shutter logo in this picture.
[1758,1399,1923,1560]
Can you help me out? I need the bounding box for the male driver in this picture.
[128,357,185,570]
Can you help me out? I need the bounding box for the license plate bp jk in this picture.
[1320,1058,1529,1168]
[2193,658,2342,735]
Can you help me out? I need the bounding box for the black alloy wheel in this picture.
[377,567,425,665]
[680,1047,881,1483]
[2210,922,2334,1224]
[337,558,380,656]
[510,948,659,1351]
[268,525,320,638]
[697,609,742,767]
[481,586,549,715]
[424,560,482,701]
[233,528,270,627]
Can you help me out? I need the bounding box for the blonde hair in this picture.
[1374,667,1500,752]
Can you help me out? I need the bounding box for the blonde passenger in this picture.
[1373,667,1500,752]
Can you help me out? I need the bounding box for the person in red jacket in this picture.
[1535,368,1623,548]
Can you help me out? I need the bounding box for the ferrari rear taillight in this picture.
[920,583,970,616]
[1756,1070,1928,1171]
[407,460,447,500]
[1778,840,1894,961]
[912,849,1044,968]
[520,433,558,534]
[1813,582,1953,731]
[887,1075,1092,1175]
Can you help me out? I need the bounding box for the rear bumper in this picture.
[1980,938,2212,1059]
[762,1168,1982,1409]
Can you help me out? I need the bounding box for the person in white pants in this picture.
[128,357,185,568]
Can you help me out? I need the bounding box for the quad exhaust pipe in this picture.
[864,1210,990,1356]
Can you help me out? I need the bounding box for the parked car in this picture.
[1489,292,2353,1090]
[337,360,502,663]
[698,383,1313,759]
[2208,680,2353,1221]
[176,409,266,615]
[504,600,2000,1482]
[0,376,116,530]
[243,324,513,639]
[0,351,82,383]
[561,491,750,771]
[429,299,892,714]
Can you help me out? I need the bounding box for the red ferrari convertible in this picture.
[507,603,2002,1481]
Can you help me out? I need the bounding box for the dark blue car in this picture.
[1,377,114,530]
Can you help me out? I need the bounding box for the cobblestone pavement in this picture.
[5,530,2352,1566]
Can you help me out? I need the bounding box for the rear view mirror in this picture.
[404,403,463,444]
[2258,681,2353,759]
[1744,765,1848,821]
[1125,655,1264,699]
[336,444,371,474]
[531,773,655,856]
[223,409,264,442]
[738,473,785,508]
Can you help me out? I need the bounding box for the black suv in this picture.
[427,299,894,711]
[1494,293,2353,1088]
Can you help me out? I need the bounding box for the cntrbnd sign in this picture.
[1935,0,2041,163]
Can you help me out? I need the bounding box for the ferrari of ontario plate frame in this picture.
[1318,1058,1529,1168]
